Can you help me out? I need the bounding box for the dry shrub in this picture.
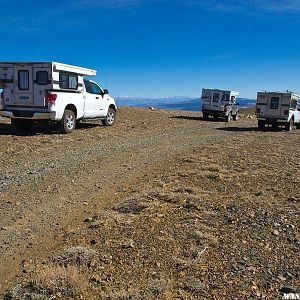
[33,265,87,297]
[113,196,149,214]
[148,279,168,296]
[4,265,87,300]
[99,290,142,300]
[52,245,96,267]
[4,283,46,300]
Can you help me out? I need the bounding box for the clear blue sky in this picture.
[1,0,300,98]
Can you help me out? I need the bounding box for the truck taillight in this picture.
[47,93,57,103]
[284,110,289,115]
[256,108,261,114]
[224,105,227,112]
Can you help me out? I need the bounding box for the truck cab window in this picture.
[291,99,297,109]
[84,81,103,95]
[91,83,103,95]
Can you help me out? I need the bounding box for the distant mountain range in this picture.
[115,96,256,112]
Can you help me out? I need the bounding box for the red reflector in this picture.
[284,110,289,115]
[256,108,261,114]
[47,93,57,103]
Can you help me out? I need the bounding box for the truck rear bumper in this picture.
[0,110,56,120]
[257,117,288,124]
[202,109,228,116]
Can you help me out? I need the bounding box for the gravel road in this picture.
[1,107,299,299]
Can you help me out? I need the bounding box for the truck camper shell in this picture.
[201,88,239,122]
[256,91,300,131]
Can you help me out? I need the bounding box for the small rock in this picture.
[90,239,97,245]
[288,196,299,202]
[84,217,93,223]
[272,229,280,236]
[277,274,287,281]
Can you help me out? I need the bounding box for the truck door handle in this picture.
[96,97,99,99]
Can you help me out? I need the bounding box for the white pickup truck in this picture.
[0,62,117,133]
[256,91,300,131]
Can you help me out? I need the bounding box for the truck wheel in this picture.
[202,113,209,120]
[225,112,232,122]
[258,120,265,130]
[102,108,116,126]
[285,119,294,131]
[233,111,239,121]
[11,119,33,132]
[59,109,76,134]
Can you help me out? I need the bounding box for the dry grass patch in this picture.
[52,246,96,267]
[5,265,87,300]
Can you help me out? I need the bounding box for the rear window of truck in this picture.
[270,97,279,109]
[59,73,78,90]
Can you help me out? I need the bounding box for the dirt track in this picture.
[0,107,299,299]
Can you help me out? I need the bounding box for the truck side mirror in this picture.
[103,89,109,95]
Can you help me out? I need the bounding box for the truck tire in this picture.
[285,119,294,131]
[258,120,265,130]
[59,109,76,134]
[232,111,239,121]
[102,108,116,126]
[225,112,232,122]
[202,113,209,120]
[11,119,33,132]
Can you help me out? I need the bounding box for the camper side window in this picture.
[59,73,78,90]
[270,97,279,109]
[222,94,230,101]
[36,71,48,85]
[18,70,29,90]
[213,93,219,103]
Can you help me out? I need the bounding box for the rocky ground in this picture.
[0,107,299,299]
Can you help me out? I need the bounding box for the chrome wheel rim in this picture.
[107,112,115,124]
[66,114,75,129]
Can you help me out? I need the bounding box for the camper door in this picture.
[14,65,34,105]
[211,91,222,110]
[266,94,283,117]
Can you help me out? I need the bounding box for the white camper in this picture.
[0,62,117,133]
[256,91,300,131]
[201,88,239,122]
